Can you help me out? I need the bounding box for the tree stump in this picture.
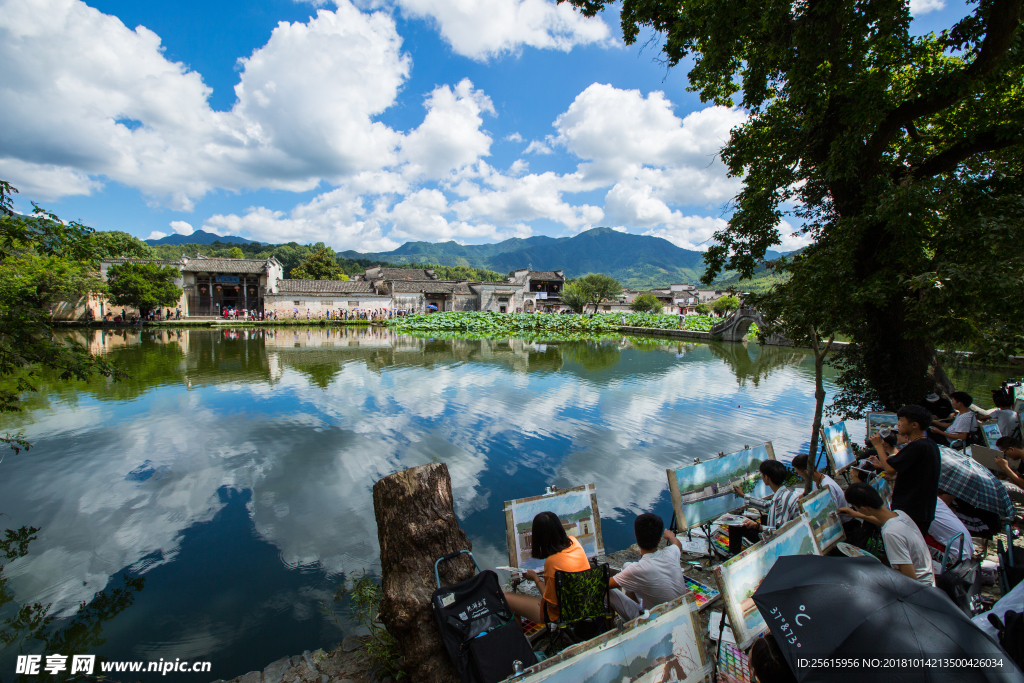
[373,462,474,683]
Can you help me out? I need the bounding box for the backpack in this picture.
[988,610,1024,671]
[965,412,986,447]
[934,533,983,616]
[430,551,537,683]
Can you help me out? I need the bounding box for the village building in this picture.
[509,269,565,313]
[180,255,283,316]
[263,279,391,318]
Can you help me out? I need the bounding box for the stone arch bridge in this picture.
[710,306,790,345]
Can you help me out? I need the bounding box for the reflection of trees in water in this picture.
[708,342,807,387]
[1,526,145,678]
[560,341,622,372]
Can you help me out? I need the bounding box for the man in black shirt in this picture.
[867,404,940,535]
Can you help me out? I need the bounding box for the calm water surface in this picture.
[0,327,1011,680]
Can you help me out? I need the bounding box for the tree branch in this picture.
[909,126,1024,179]
[861,0,1021,169]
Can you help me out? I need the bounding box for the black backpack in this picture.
[430,551,537,683]
[934,533,983,616]
[988,610,1024,671]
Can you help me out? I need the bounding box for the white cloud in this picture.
[0,0,412,209]
[910,0,945,14]
[523,140,553,155]
[169,220,194,235]
[504,132,523,143]
[400,79,495,180]
[358,0,613,60]
[146,231,168,240]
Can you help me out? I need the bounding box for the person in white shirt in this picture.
[930,391,977,448]
[841,483,935,586]
[608,513,687,621]
[928,496,973,565]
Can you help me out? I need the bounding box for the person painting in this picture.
[607,513,686,620]
[865,404,940,536]
[504,511,590,624]
[791,453,856,533]
[729,460,800,554]
[929,391,979,449]
[995,436,1024,506]
[841,483,935,586]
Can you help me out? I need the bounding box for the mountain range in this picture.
[145,230,257,246]
[341,228,781,289]
[145,227,783,289]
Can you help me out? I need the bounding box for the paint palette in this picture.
[685,576,720,610]
[718,642,752,683]
[519,617,544,638]
[711,529,732,555]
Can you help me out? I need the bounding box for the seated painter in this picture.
[503,511,589,624]
[840,483,935,586]
[729,460,800,555]
[790,453,855,532]
[606,513,687,621]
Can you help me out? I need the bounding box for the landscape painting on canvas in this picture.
[865,412,899,439]
[667,443,776,531]
[799,488,845,553]
[821,422,856,473]
[504,484,603,570]
[713,518,820,648]
[515,595,713,683]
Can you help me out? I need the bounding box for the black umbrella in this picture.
[751,554,1022,682]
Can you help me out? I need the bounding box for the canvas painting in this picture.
[515,594,713,683]
[865,412,899,439]
[713,517,820,648]
[821,422,856,473]
[666,443,776,531]
[504,484,603,570]
[869,474,894,508]
[798,488,845,553]
[982,422,1003,448]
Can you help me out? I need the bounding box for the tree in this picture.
[290,244,348,280]
[695,302,711,315]
[105,262,183,316]
[0,182,123,449]
[564,0,1024,413]
[373,463,474,683]
[227,246,244,259]
[575,273,623,314]
[711,295,740,316]
[630,293,663,313]
[560,281,589,313]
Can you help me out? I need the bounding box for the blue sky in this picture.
[0,0,969,252]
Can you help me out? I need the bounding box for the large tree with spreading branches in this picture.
[564,0,1024,415]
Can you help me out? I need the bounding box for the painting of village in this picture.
[865,411,899,439]
[667,443,775,530]
[515,595,712,683]
[713,518,819,648]
[504,484,603,570]
[821,422,855,472]
[799,488,845,553]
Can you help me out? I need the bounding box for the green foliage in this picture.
[574,273,623,313]
[334,571,404,679]
[711,295,740,314]
[0,185,124,447]
[563,0,1024,411]
[560,282,590,313]
[106,262,183,313]
[630,293,663,313]
[227,246,244,259]
[695,303,710,315]
[290,244,348,280]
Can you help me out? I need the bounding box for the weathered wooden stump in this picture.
[373,462,474,683]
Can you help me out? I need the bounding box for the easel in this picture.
[669,455,720,561]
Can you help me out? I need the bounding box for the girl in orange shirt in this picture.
[504,511,590,623]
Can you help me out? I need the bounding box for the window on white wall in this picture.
[348,301,359,307]
[293,301,302,305]
[322,301,333,306]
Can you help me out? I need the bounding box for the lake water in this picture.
[0,327,1012,680]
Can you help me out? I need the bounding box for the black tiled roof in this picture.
[529,271,563,281]
[276,280,376,294]
[377,268,437,281]
[182,257,272,274]
[391,280,474,294]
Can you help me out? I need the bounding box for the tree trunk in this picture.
[806,329,834,494]
[373,463,474,683]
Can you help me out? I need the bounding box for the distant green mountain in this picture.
[342,228,712,289]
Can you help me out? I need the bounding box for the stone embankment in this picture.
[212,638,385,683]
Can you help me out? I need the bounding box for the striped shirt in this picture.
[766,486,800,530]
